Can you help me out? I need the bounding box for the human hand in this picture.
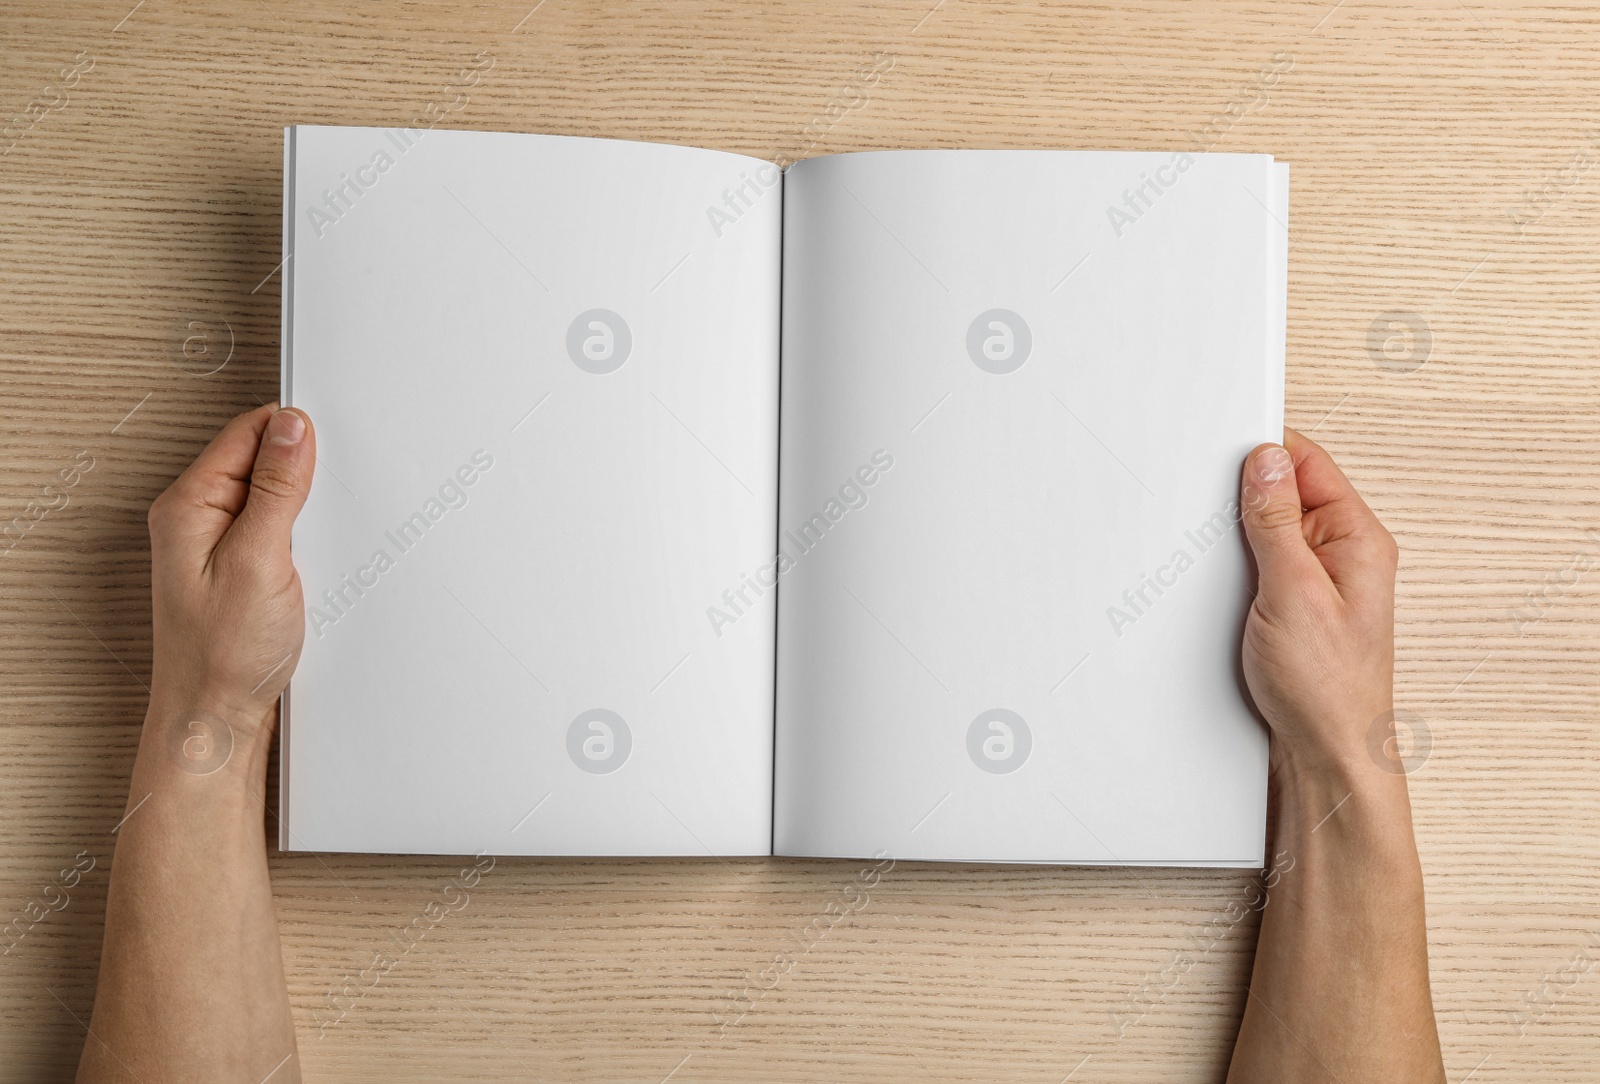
[1228,430,1442,1084]
[145,404,316,750]
[81,405,314,1084]
[1238,428,1399,781]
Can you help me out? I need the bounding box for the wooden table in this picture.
[3,1,1598,1080]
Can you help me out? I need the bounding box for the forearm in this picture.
[1227,748,1443,1083]
[78,691,299,1084]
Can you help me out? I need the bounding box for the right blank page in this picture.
[775,149,1285,866]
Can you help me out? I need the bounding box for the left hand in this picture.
[145,404,316,741]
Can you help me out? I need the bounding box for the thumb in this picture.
[1240,443,1319,592]
[228,407,316,558]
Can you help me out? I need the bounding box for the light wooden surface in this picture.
[3,0,1599,1080]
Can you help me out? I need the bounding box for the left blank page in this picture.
[281,126,781,856]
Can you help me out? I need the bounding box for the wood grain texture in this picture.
[2,0,1598,1080]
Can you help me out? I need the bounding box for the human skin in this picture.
[73,409,1443,1081]
[1225,429,1445,1083]
[77,404,312,1084]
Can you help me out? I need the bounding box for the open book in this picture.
[280,125,1288,866]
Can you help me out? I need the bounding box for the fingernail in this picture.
[267,409,305,446]
[1255,445,1293,484]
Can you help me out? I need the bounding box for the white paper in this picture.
[281,131,1289,866]
[773,149,1285,865]
[281,126,781,856]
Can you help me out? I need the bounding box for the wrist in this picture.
[1267,694,1414,789]
[148,649,284,723]
[136,683,277,792]
[1272,736,1420,860]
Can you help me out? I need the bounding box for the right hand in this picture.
[1237,428,1400,778]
